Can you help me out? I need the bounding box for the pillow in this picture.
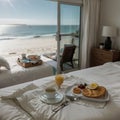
[0,57,10,70]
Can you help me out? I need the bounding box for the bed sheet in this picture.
[0,62,120,120]
[0,56,54,88]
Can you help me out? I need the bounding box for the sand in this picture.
[0,36,57,57]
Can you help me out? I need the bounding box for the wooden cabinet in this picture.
[90,48,120,67]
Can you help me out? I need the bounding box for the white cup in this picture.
[99,45,104,49]
[45,87,56,99]
[21,53,26,59]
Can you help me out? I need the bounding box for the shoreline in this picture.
[0,34,56,41]
[0,36,57,57]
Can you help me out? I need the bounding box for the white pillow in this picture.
[0,57,10,70]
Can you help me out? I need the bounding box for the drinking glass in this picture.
[55,74,64,89]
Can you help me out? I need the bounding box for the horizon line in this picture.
[0,24,79,26]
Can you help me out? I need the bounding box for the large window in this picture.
[57,3,81,72]
[0,0,81,72]
[0,0,57,56]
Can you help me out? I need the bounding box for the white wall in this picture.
[100,0,120,49]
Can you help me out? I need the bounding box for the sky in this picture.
[0,0,80,25]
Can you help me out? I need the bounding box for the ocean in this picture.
[0,25,79,40]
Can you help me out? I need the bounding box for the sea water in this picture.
[0,24,79,40]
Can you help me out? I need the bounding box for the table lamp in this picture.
[102,26,117,50]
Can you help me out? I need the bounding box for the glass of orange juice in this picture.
[55,74,64,89]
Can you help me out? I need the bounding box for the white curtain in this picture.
[80,0,101,69]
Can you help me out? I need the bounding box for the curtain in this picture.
[80,0,101,69]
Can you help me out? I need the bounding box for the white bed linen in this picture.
[41,55,57,70]
[0,56,54,88]
[0,62,120,120]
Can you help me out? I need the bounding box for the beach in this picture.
[0,36,57,57]
[0,24,76,58]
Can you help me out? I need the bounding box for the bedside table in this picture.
[90,48,120,67]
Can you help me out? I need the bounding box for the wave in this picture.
[33,35,41,38]
[0,37,16,40]
[0,24,78,41]
[40,33,55,37]
[0,34,56,41]
[33,34,55,38]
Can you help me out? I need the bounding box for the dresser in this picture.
[90,48,120,67]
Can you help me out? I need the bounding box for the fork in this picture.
[52,100,69,112]
[52,96,80,113]
[49,97,80,120]
[49,100,69,120]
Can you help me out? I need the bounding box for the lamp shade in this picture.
[102,26,117,37]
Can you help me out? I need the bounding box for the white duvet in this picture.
[0,62,120,120]
[0,56,54,88]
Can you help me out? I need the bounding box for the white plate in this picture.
[65,85,109,102]
[39,92,64,104]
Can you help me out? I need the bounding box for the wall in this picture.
[100,0,120,49]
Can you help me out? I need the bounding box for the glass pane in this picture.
[59,4,80,71]
[60,4,80,34]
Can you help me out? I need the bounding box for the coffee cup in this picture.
[45,87,56,99]
[21,53,26,59]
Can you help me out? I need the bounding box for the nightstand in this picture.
[90,48,120,67]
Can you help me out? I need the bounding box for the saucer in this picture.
[39,92,64,104]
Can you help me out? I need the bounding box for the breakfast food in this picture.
[73,87,81,94]
[78,83,87,89]
[28,55,39,61]
[82,86,106,98]
[87,83,98,90]
[45,88,56,93]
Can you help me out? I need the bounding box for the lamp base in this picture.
[104,37,112,50]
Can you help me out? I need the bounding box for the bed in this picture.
[0,62,120,120]
[0,56,55,88]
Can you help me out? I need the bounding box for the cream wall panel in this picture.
[100,0,120,49]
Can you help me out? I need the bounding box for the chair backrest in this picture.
[60,44,76,63]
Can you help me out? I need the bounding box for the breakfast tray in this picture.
[65,85,109,102]
[17,58,43,68]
